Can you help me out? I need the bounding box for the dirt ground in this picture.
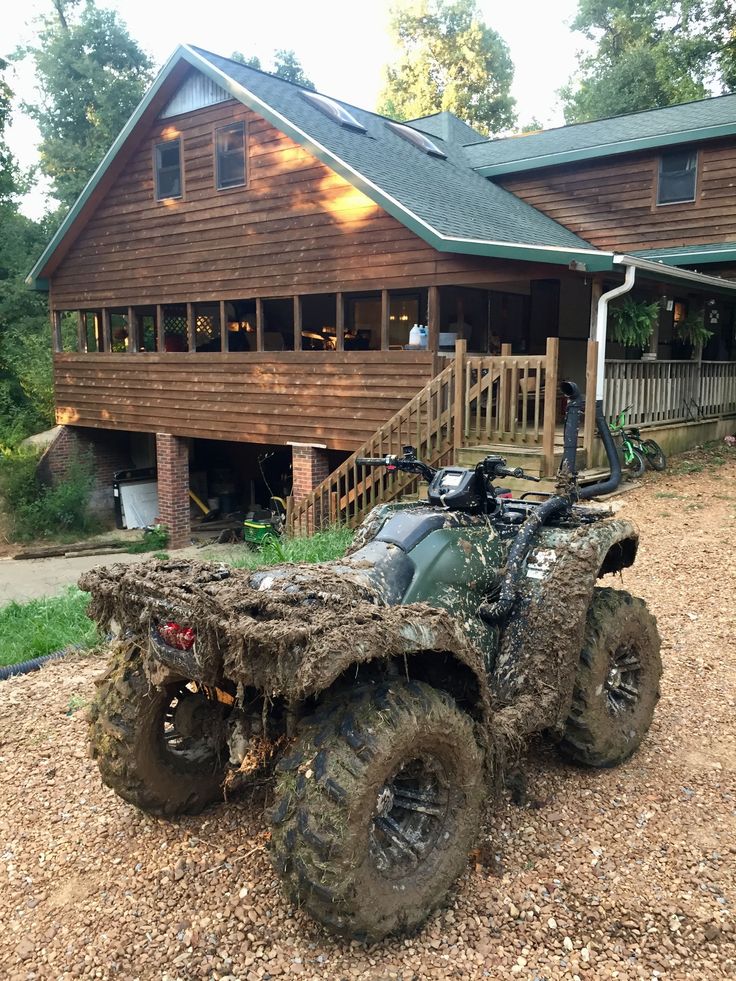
[0,451,734,981]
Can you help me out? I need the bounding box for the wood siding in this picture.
[53,351,434,451]
[49,98,516,310]
[498,137,736,253]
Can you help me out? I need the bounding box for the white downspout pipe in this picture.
[595,263,636,402]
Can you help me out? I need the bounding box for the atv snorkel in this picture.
[558,380,622,501]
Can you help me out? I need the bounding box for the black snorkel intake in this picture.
[558,380,621,500]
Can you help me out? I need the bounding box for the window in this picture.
[301,91,366,132]
[385,121,447,159]
[155,139,182,200]
[657,149,697,205]
[216,122,246,190]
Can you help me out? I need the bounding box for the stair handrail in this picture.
[289,358,456,533]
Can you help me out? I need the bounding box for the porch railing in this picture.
[288,336,578,531]
[604,359,736,425]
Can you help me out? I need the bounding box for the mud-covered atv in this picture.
[83,382,661,941]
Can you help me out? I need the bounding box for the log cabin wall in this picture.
[48,98,511,310]
[497,137,736,254]
[53,351,434,451]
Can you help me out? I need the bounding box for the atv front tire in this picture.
[269,680,485,940]
[89,643,230,817]
[559,588,661,768]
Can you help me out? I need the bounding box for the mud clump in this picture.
[79,559,489,715]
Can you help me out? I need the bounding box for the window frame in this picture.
[655,148,699,207]
[215,121,247,191]
[154,138,183,202]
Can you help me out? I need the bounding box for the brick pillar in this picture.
[291,444,330,501]
[156,433,190,549]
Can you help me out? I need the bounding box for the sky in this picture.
[4,0,591,218]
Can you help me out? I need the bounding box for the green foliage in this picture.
[226,527,354,570]
[229,48,315,89]
[126,523,169,554]
[18,0,153,210]
[609,296,660,349]
[561,0,736,123]
[377,0,516,135]
[0,586,99,667]
[0,447,96,541]
[674,306,715,347]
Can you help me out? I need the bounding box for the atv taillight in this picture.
[157,621,196,651]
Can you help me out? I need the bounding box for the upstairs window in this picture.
[155,139,182,200]
[657,149,697,205]
[216,122,246,190]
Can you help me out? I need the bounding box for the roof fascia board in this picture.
[474,123,736,178]
[614,254,736,294]
[26,45,190,290]
[180,48,611,269]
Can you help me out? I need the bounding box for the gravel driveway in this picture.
[1,453,734,980]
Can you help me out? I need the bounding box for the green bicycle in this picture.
[610,406,667,477]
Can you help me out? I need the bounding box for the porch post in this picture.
[255,298,264,352]
[543,336,559,477]
[220,300,228,352]
[156,304,165,353]
[77,311,87,353]
[101,308,112,353]
[127,306,138,354]
[427,286,440,354]
[380,289,390,351]
[335,293,345,352]
[589,276,603,338]
[186,302,196,353]
[293,295,302,351]
[51,309,62,353]
[155,433,190,549]
[453,338,466,456]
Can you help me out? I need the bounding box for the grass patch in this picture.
[655,492,682,499]
[224,527,354,570]
[0,587,99,668]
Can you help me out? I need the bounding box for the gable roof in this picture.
[27,44,612,290]
[465,93,736,177]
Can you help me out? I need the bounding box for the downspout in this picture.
[595,262,636,402]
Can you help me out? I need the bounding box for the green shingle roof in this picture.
[465,93,736,176]
[631,242,736,266]
[405,111,487,145]
[189,47,601,264]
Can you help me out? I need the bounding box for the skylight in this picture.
[386,121,447,159]
[301,91,366,132]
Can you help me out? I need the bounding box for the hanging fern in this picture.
[609,296,660,350]
[674,306,714,347]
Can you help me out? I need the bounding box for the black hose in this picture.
[578,400,622,500]
[478,494,570,624]
[0,645,83,682]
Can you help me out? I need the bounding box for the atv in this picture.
[82,381,661,941]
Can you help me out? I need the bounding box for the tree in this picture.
[562,0,736,123]
[377,0,516,135]
[230,48,315,89]
[19,0,153,210]
[0,61,54,444]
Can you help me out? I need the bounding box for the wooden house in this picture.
[27,46,736,543]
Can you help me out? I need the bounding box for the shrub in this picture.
[0,447,97,541]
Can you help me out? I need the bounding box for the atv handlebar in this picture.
[356,454,437,482]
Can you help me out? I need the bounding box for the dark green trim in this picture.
[475,124,736,177]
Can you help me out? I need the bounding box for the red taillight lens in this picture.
[158,621,196,651]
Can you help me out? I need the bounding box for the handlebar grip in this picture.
[356,457,389,467]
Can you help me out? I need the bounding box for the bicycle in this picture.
[610,406,667,477]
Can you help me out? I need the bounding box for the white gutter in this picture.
[595,264,636,402]
[613,253,736,291]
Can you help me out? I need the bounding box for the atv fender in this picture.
[492,517,638,735]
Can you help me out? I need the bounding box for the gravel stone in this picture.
[0,457,734,979]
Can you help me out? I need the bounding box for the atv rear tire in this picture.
[89,643,230,817]
[268,680,485,940]
[559,588,661,768]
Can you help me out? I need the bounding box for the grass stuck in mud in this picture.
[0,529,353,669]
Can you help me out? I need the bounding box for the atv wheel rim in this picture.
[369,757,450,879]
[604,644,642,714]
[162,683,227,764]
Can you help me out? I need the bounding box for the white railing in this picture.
[604,359,736,425]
